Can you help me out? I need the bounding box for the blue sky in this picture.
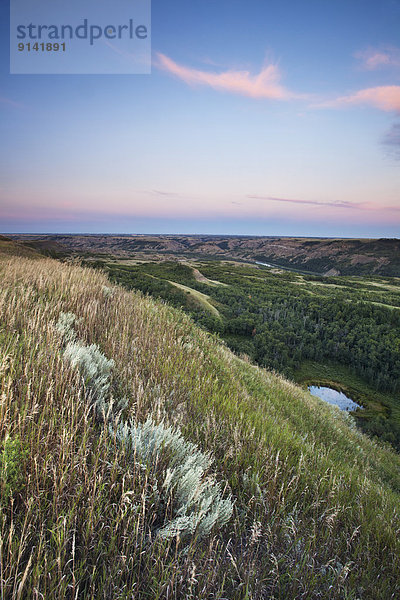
[1,0,400,236]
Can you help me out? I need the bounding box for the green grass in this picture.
[100,259,400,451]
[365,300,400,310]
[0,249,399,599]
[294,359,400,418]
[294,360,400,449]
[166,279,220,316]
[187,264,228,286]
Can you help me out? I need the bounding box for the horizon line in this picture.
[2,232,399,241]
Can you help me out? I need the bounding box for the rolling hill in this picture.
[6,234,400,276]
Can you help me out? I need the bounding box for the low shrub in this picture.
[57,312,233,541]
[114,418,233,540]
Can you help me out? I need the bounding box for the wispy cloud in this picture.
[247,195,362,209]
[317,86,400,113]
[155,52,400,116]
[247,195,400,213]
[0,96,25,109]
[155,52,300,100]
[152,189,180,197]
[104,40,150,69]
[382,122,400,159]
[355,46,400,70]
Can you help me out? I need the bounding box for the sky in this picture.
[1,0,400,237]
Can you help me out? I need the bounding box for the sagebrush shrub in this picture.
[64,341,114,415]
[57,311,233,540]
[56,311,78,342]
[102,285,115,298]
[114,418,233,539]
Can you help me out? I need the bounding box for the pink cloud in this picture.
[319,86,400,112]
[355,46,400,70]
[155,52,297,100]
[365,53,392,69]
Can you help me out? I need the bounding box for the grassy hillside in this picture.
[104,259,400,450]
[0,235,45,259]
[1,250,400,599]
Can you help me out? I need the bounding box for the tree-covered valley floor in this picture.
[1,243,400,599]
[103,259,400,451]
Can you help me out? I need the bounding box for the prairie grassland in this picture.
[0,252,399,599]
[185,264,228,286]
[166,280,220,316]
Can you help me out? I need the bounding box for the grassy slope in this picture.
[166,279,220,316]
[186,264,228,286]
[0,236,45,259]
[0,251,399,599]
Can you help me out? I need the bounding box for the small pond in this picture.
[308,386,361,411]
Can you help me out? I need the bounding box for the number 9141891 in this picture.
[18,42,66,52]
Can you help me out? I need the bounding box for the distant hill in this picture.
[0,235,44,259]
[7,234,400,276]
[247,237,400,276]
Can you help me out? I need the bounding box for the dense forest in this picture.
[103,260,400,449]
